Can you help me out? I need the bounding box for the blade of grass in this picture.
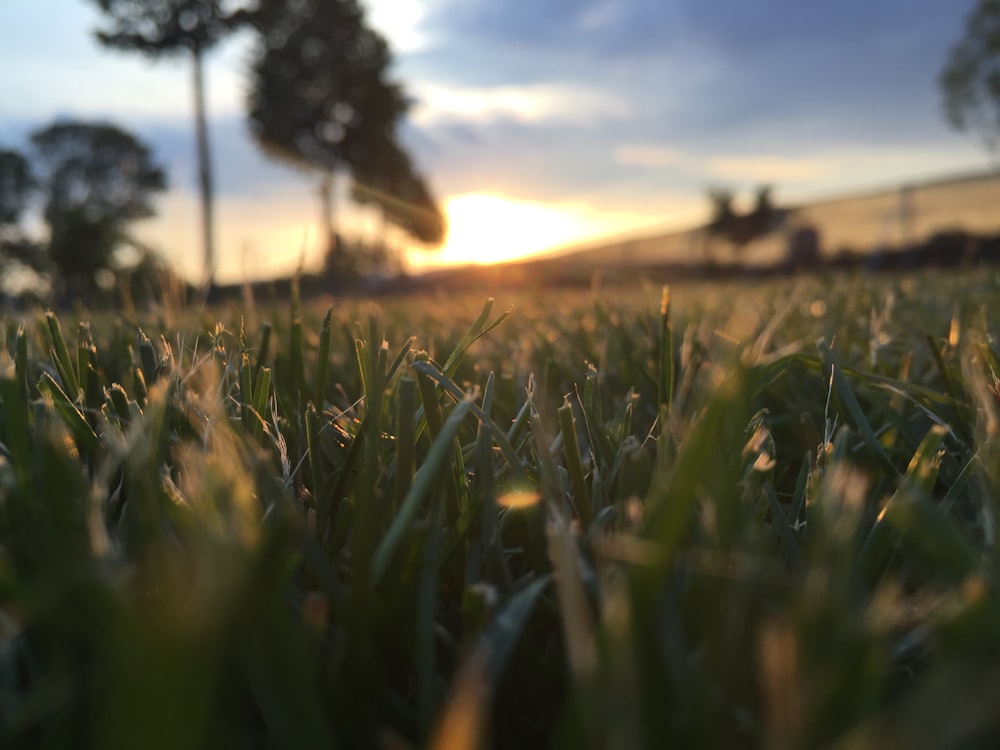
[559,399,592,527]
[412,360,527,483]
[394,376,418,511]
[817,339,900,480]
[658,285,674,415]
[861,424,950,582]
[37,370,100,456]
[441,298,511,378]
[44,311,80,399]
[314,307,333,408]
[371,399,474,586]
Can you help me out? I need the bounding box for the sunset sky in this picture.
[0,0,990,283]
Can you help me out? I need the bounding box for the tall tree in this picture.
[244,0,444,260]
[31,120,166,294]
[940,0,1000,156]
[87,0,247,286]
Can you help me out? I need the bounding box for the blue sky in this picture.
[0,0,989,282]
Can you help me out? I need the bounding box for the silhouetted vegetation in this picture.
[243,0,445,267]
[0,149,35,233]
[940,0,1000,155]
[350,140,446,246]
[0,149,45,287]
[87,0,250,285]
[704,184,784,257]
[30,120,167,299]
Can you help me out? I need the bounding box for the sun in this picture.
[406,191,652,269]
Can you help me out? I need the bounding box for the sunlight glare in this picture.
[407,192,656,269]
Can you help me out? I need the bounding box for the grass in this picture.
[2,269,1000,747]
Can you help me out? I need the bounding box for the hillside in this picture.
[559,168,1000,270]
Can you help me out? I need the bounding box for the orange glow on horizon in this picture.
[140,186,673,284]
[406,191,659,270]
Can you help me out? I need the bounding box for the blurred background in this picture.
[0,0,996,297]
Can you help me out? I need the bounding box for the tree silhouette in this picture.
[0,148,45,283]
[706,187,737,236]
[31,120,166,296]
[350,137,445,246]
[940,0,1000,156]
[705,184,778,254]
[87,0,247,287]
[0,149,36,232]
[244,0,443,263]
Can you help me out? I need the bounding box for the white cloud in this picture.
[367,0,431,53]
[410,83,631,126]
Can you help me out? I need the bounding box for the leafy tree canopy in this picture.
[246,0,406,170]
[90,0,249,55]
[351,138,445,245]
[0,149,36,230]
[30,120,166,289]
[245,0,444,246]
[940,0,1000,152]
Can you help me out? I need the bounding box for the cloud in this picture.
[405,0,976,142]
[2,0,990,276]
[369,0,432,53]
[410,82,631,127]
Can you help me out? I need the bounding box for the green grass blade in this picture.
[15,323,28,399]
[412,360,527,483]
[256,321,272,371]
[251,367,271,444]
[371,399,474,586]
[137,328,159,388]
[306,403,328,540]
[239,352,254,431]
[106,383,131,423]
[37,370,100,456]
[290,315,305,404]
[44,311,80,399]
[817,338,900,479]
[441,298,511,377]
[861,424,950,582]
[394,376,418,510]
[480,575,551,687]
[559,399,592,527]
[314,306,333,408]
[658,285,674,415]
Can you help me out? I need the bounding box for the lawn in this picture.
[2,268,1000,748]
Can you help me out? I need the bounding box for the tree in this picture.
[0,148,46,288]
[940,0,1000,156]
[31,120,166,294]
[704,185,780,257]
[244,0,444,260]
[350,137,445,246]
[87,0,248,286]
[0,148,36,233]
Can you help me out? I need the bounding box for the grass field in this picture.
[3,268,1000,748]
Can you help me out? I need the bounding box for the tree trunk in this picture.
[319,170,337,259]
[191,43,215,291]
